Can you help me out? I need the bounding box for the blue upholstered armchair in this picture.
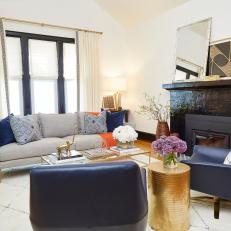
[30,161,148,231]
[182,145,231,219]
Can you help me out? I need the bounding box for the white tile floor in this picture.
[0,171,231,231]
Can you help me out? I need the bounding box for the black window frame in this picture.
[6,30,75,115]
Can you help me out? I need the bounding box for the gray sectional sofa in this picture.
[0,113,104,171]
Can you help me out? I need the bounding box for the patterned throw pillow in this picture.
[82,111,107,134]
[224,151,231,165]
[10,115,42,145]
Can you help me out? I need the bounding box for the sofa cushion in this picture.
[81,111,107,134]
[63,135,103,151]
[106,110,125,132]
[0,138,65,162]
[39,113,78,138]
[27,114,42,135]
[0,115,16,147]
[10,115,42,145]
[77,112,85,134]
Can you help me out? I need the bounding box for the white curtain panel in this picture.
[0,19,9,118]
[63,43,77,80]
[77,31,101,112]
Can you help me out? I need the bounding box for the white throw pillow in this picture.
[223,151,231,165]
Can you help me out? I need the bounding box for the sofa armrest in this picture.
[183,160,231,200]
[191,145,230,164]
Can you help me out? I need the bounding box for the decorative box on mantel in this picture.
[162,79,231,154]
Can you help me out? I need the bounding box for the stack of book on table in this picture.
[110,146,141,155]
[83,148,117,160]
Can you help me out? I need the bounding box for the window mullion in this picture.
[21,36,32,115]
[57,41,65,113]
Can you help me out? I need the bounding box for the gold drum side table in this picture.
[148,162,190,231]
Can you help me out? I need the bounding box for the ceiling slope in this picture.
[95,0,190,27]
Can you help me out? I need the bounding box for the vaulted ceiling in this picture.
[95,0,190,27]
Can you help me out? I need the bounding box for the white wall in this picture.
[0,0,126,105]
[125,0,231,133]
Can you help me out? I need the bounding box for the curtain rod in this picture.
[0,17,103,35]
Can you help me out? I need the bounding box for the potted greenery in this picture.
[137,93,171,138]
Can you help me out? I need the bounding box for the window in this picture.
[29,40,58,77]
[8,80,23,115]
[29,40,58,113]
[5,31,76,115]
[6,37,23,115]
[31,80,58,113]
[63,43,77,113]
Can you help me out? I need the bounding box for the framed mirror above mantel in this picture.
[164,16,231,89]
[173,18,212,82]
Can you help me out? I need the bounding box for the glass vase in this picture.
[163,152,178,169]
[117,140,134,149]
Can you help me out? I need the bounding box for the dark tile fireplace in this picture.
[162,79,231,155]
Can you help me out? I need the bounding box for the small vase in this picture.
[156,121,170,139]
[117,140,134,149]
[163,153,178,169]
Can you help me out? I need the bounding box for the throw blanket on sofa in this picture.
[99,133,116,147]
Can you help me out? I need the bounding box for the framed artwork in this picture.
[208,40,231,77]
[102,95,116,109]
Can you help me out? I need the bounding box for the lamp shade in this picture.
[104,77,127,92]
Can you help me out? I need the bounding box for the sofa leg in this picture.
[214,197,220,219]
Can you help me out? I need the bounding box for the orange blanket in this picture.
[88,112,100,116]
[98,132,116,148]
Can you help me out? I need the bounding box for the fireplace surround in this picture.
[163,79,231,154]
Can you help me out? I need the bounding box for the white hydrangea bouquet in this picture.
[112,125,138,149]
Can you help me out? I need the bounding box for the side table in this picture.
[148,162,190,231]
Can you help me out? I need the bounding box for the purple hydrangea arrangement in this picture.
[152,136,187,167]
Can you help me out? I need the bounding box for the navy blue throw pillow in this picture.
[106,111,125,132]
[0,115,16,147]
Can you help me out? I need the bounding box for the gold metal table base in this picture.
[148,162,190,231]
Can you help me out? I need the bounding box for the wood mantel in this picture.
[162,79,231,90]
